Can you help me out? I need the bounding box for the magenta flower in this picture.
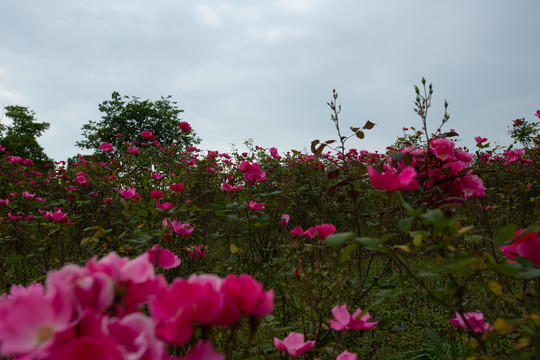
[151,173,164,180]
[449,311,493,333]
[238,161,268,185]
[222,274,274,317]
[501,230,540,267]
[147,244,181,269]
[170,183,185,192]
[456,175,485,198]
[114,133,123,137]
[103,197,113,203]
[474,136,488,143]
[99,142,114,152]
[185,244,207,261]
[178,121,192,132]
[221,183,242,192]
[156,202,173,210]
[128,146,139,154]
[280,214,290,226]
[141,130,155,140]
[244,200,265,210]
[534,109,540,118]
[329,304,378,331]
[150,190,163,199]
[367,166,418,192]
[274,332,315,357]
[290,226,304,236]
[314,224,336,240]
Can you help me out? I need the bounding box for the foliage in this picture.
[76,91,200,156]
[0,105,52,168]
[0,81,539,359]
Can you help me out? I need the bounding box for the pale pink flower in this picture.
[0,283,73,358]
[274,332,315,357]
[169,220,194,239]
[430,137,455,160]
[337,350,357,360]
[449,311,493,333]
[329,304,378,331]
[118,187,137,199]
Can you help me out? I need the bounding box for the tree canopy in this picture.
[76,92,200,154]
[0,105,52,167]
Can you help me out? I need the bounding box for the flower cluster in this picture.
[0,252,274,359]
[238,161,267,185]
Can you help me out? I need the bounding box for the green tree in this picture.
[76,92,200,154]
[0,105,52,167]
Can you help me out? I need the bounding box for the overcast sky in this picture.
[1,0,539,161]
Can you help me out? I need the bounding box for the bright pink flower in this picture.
[170,183,184,192]
[103,197,113,203]
[141,130,155,140]
[99,142,114,152]
[290,226,304,236]
[328,304,378,331]
[150,190,163,199]
[535,110,540,118]
[280,214,290,226]
[474,136,488,143]
[49,210,69,223]
[221,274,274,317]
[185,244,207,261]
[449,311,493,333]
[367,166,418,192]
[304,227,317,238]
[221,183,242,192]
[151,173,164,180]
[8,212,22,221]
[274,332,315,357]
[314,224,336,240]
[244,200,264,210]
[0,199,9,205]
[118,187,137,199]
[169,221,194,238]
[337,350,357,360]
[178,121,192,132]
[430,137,455,160]
[156,202,173,210]
[150,279,223,345]
[238,161,267,185]
[147,245,181,269]
[501,230,540,267]
[128,146,139,154]
[114,133,123,137]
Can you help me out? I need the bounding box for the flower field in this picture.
[0,90,539,359]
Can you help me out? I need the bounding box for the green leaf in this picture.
[421,209,444,223]
[398,217,413,233]
[326,232,355,252]
[515,268,540,279]
[354,236,380,250]
[492,263,521,276]
[497,224,517,242]
[340,243,359,263]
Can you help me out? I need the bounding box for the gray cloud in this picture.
[0,0,538,161]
